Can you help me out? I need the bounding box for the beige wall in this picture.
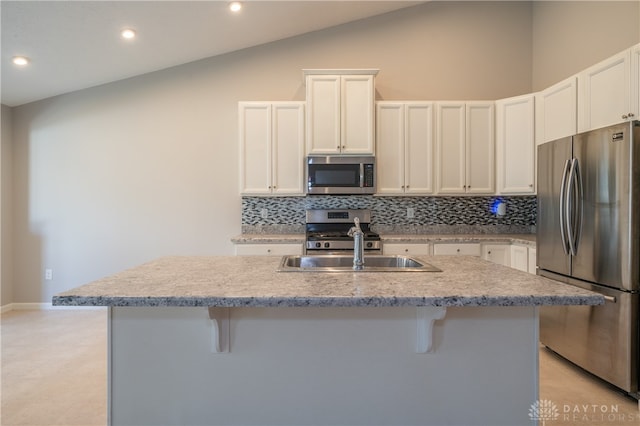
[5,1,639,304]
[532,0,640,91]
[1,105,14,306]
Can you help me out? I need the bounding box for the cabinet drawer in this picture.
[383,244,431,256]
[235,244,302,256]
[433,243,481,256]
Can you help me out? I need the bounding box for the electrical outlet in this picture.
[407,207,415,218]
[45,269,53,281]
[260,208,268,219]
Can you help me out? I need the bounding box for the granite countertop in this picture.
[53,255,601,308]
[231,233,536,246]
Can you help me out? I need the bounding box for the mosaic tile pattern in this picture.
[242,195,537,234]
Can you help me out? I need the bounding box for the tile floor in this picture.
[1,309,638,425]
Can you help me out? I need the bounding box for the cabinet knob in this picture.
[456,249,460,253]
[406,185,410,189]
[405,249,409,253]
[267,249,271,253]
[623,114,628,119]
[629,113,635,118]
[529,184,533,188]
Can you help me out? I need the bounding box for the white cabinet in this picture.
[578,49,635,132]
[376,102,434,195]
[239,102,305,195]
[496,94,535,194]
[435,102,494,194]
[305,70,377,155]
[235,244,303,256]
[528,247,537,275]
[482,244,511,267]
[510,245,529,273]
[383,243,431,256]
[433,243,481,256]
[536,76,577,144]
[632,44,640,122]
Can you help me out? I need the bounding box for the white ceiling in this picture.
[1,0,423,107]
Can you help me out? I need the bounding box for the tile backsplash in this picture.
[242,195,536,234]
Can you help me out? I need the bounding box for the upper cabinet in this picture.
[435,101,494,194]
[376,102,434,195]
[536,76,577,145]
[304,69,377,155]
[578,49,635,132]
[239,102,305,195]
[495,94,535,194]
[632,44,640,122]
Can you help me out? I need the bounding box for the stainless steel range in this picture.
[305,209,382,255]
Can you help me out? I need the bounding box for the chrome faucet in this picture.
[348,216,364,271]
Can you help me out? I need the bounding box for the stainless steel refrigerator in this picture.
[537,120,640,397]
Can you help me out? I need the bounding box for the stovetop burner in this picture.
[304,209,381,253]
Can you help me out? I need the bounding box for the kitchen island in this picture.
[54,255,602,426]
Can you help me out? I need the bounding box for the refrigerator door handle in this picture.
[566,158,582,256]
[559,159,571,255]
[572,158,584,254]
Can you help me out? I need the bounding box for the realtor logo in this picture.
[529,399,560,425]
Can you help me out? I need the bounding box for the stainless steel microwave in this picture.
[307,156,375,195]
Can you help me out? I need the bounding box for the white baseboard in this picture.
[1,303,106,313]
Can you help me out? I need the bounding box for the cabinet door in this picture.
[578,49,631,132]
[465,102,494,194]
[509,245,529,272]
[383,243,431,256]
[436,102,466,194]
[528,247,537,275]
[538,76,577,144]
[433,243,481,256]
[376,102,405,194]
[306,75,341,154]
[632,44,640,121]
[482,244,511,266]
[272,103,305,195]
[496,94,535,194]
[239,103,272,194]
[405,103,434,194]
[341,75,375,154]
[235,244,303,256]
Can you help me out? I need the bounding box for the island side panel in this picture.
[109,306,538,426]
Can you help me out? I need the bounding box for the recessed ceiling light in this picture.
[229,2,242,12]
[12,56,30,66]
[121,29,136,40]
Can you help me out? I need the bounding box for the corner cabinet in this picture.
[535,76,577,145]
[435,102,494,194]
[495,94,535,194]
[376,102,434,195]
[239,102,305,195]
[304,69,377,155]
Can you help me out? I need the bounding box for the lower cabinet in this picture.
[481,244,511,267]
[510,245,529,272]
[383,243,431,256]
[235,244,303,256]
[433,243,481,256]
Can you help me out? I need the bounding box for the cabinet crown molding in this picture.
[303,68,379,78]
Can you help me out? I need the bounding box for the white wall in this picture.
[532,0,640,91]
[1,104,14,306]
[6,1,639,304]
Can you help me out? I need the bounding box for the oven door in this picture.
[307,156,374,194]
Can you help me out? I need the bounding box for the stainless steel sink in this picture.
[277,255,442,272]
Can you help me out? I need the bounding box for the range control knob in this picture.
[366,242,374,248]
[315,242,322,248]
[324,242,330,248]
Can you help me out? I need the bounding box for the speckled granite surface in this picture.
[231,233,536,247]
[53,255,601,308]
